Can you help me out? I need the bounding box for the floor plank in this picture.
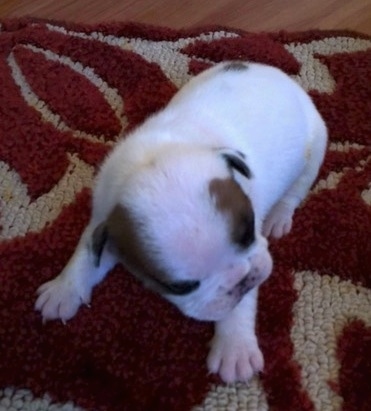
[1,0,371,34]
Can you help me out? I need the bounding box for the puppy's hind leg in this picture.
[35,222,117,323]
[263,121,327,238]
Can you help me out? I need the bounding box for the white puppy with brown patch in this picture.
[35,61,327,383]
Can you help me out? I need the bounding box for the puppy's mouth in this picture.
[178,284,256,323]
[227,274,257,300]
[187,309,237,323]
[193,275,258,321]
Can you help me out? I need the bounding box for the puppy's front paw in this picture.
[263,201,294,238]
[207,333,264,384]
[35,274,91,323]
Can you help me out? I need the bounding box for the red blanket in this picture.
[0,18,370,411]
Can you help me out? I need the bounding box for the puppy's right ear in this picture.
[218,148,252,179]
[91,222,108,267]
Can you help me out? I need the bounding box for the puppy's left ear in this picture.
[219,148,252,179]
[91,222,108,267]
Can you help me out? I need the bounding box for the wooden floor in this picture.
[1,0,371,34]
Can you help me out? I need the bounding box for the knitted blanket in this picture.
[0,18,370,411]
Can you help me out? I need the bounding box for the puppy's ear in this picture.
[91,222,108,267]
[219,149,252,179]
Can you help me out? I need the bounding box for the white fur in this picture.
[35,62,327,383]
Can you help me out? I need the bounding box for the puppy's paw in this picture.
[35,274,91,323]
[207,333,264,384]
[263,201,294,238]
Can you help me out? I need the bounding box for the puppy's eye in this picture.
[163,280,200,296]
[235,215,255,249]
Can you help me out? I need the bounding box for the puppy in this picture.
[35,61,327,383]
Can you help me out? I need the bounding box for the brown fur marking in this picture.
[209,177,255,249]
[223,62,248,71]
[105,205,200,296]
[106,204,171,293]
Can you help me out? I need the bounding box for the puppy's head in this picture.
[92,146,272,321]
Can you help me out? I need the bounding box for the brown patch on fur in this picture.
[104,204,169,292]
[209,178,255,249]
[223,61,248,71]
[104,205,200,296]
